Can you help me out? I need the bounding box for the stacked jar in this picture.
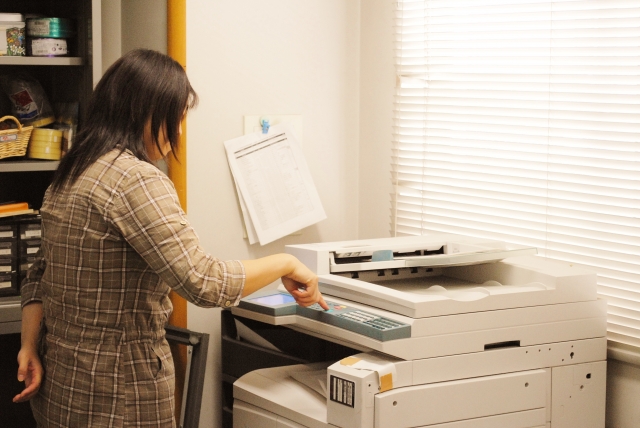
[0,13,25,56]
[25,17,74,57]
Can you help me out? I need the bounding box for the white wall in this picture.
[121,0,167,54]
[101,0,167,70]
[185,1,361,426]
[100,0,121,73]
[358,0,395,239]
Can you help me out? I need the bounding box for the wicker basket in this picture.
[0,116,34,160]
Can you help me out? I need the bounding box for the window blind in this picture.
[392,0,640,355]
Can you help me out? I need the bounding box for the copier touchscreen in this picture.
[239,291,298,316]
[249,293,295,306]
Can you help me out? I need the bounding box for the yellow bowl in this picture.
[31,127,63,135]
[31,128,63,137]
[28,149,61,156]
[29,144,62,151]
[29,117,55,128]
[28,144,61,159]
[29,140,62,149]
[28,151,61,160]
[30,135,63,144]
[28,144,61,153]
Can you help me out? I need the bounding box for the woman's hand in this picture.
[13,346,43,403]
[242,254,329,310]
[281,259,329,310]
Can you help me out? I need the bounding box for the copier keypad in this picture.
[297,301,410,341]
[339,310,404,331]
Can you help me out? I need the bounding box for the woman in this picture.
[13,49,328,427]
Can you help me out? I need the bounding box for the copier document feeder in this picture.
[230,234,607,428]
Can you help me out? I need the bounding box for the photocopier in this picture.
[230,234,607,428]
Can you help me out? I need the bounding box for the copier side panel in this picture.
[373,369,547,428]
[387,410,547,428]
[380,314,606,360]
[551,361,607,428]
[410,337,606,386]
[233,401,278,428]
[277,416,318,428]
[234,401,329,428]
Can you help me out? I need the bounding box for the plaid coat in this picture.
[21,149,245,427]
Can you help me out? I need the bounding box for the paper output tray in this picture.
[403,248,537,268]
[330,247,537,273]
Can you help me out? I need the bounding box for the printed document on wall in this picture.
[224,123,326,245]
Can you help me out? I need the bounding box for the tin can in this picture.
[27,37,68,57]
[26,17,74,39]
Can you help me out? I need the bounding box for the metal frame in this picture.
[165,325,210,428]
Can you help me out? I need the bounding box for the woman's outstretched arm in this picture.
[242,253,329,310]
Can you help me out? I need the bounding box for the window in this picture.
[392,0,640,361]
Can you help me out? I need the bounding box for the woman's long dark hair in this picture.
[50,49,198,193]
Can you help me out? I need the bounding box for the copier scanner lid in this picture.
[287,234,598,319]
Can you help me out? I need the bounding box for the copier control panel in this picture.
[297,302,410,341]
[238,291,410,341]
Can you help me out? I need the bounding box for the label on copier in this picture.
[330,375,355,408]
